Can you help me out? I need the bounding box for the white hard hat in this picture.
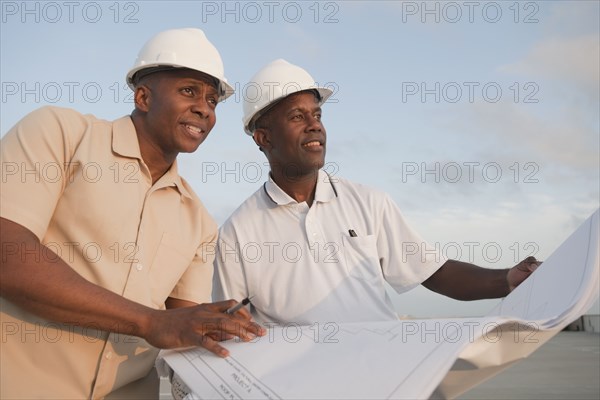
[126,28,234,101]
[242,59,333,135]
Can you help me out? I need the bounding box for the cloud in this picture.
[499,34,599,98]
[544,1,600,36]
[455,100,599,173]
[497,1,599,102]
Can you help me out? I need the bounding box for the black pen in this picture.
[226,296,253,314]
[348,229,357,237]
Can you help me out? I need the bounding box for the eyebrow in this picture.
[285,106,322,116]
[180,79,219,94]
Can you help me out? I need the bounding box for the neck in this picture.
[270,169,319,207]
[131,112,176,185]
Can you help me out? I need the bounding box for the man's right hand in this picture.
[144,300,266,357]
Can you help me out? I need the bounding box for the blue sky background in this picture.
[1,0,598,317]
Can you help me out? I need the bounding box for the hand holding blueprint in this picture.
[159,209,599,399]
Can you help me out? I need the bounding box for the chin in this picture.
[182,139,206,153]
[314,158,325,170]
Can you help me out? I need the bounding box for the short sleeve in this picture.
[0,107,87,240]
[212,225,249,303]
[377,194,447,293]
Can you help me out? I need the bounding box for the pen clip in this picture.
[348,229,357,237]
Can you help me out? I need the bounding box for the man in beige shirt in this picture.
[0,28,264,398]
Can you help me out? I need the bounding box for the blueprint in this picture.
[159,209,599,399]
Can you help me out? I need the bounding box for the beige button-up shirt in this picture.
[0,106,217,398]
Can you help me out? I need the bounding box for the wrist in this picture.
[505,268,514,294]
[132,305,159,340]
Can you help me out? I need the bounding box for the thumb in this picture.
[524,256,541,271]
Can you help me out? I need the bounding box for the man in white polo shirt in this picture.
[213,59,539,325]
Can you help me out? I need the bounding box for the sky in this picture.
[1,0,599,317]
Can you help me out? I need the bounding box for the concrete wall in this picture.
[583,314,600,333]
[564,315,600,332]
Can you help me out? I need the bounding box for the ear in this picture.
[133,85,151,112]
[253,128,272,152]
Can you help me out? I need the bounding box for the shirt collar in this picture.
[263,169,338,206]
[111,115,193,200]
[112,115,142,159]
[156,160,194,200]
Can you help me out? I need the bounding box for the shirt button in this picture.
[105,352,113,360]
[136,263,143,271]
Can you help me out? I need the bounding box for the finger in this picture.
[201,300,238,313]
[515,256,540,272]
[515,264,532,272]
[230,306,252,321]
[205,331,222,342]
[245,321,267,337]
[205,331,236,342]
[528,261,542,271]
[524,256,541,269]
[198,334,229,357]
[217,317,266,340]
[191,305,266,340]
[524,256,541,268]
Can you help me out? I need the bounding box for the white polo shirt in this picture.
[213,170,446,324]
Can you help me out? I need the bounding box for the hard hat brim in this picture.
[126,63,234,102]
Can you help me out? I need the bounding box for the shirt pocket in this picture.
[149,232,194,307]
[342,234,382,283]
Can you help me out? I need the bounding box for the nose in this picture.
[306,114,322,132]
[191,98,214,120]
